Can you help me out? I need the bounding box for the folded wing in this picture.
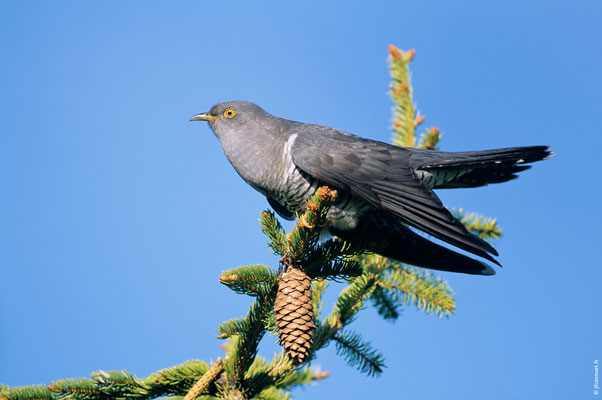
[290,129,500,264]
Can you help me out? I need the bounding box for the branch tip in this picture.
[388,44,402,59]
[313,371,330,380]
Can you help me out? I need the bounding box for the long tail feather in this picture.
[332,214,498,276]
[413,145,552,189]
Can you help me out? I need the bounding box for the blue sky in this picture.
[1,1,601,399]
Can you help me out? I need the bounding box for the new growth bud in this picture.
[388,44,402,59]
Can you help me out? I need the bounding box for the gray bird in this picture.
[190,101,551,275]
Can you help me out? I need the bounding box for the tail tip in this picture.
[480,262,497,276]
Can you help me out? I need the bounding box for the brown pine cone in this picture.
[274,266,314,364]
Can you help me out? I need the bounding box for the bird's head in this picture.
[190,101,270,139]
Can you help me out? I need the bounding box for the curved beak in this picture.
[189,112,219,122]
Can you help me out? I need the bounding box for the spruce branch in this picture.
[312,279,328,320]
[218,317,254,339]
[331,273,379,327]
[184,359,224,400]
[355,254,455,318]
[359,253,389,275]
[285,187,338,264]
[305,257,363,281]
[380,263,456,318]
[333,330,385,377]
[47,378,102,399]
[263,311,278,336]
[223,285,278,384]
[243,353,293,395]
[303,238,365,280]
[370,285,401,321]
[219,265,279,297]
[389,44,420,148]
[243,352,325,397]
[452,208,502,242]
[259,212,287,257]
[92,370,154,398]
[149,360,211,396]
[0,385,55,400]
[273,367,328,390]
[311,320,339,355]
[251,387,290,400]
[3,361,216,400]
[417,127,443,150]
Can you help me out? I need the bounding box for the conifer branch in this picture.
[262,310,278,335]
[389,44,420,148]
[355,254,455,318]
[252,387,290,400]
[259,212,287,257]
[303,238,365,280]
[311,320,339,355]
[2,366,221,400]
[0,385,55,400]
[149,360,211,396]
[379,264,456,318]
[218,317,253,339]
[5,361,215,400]
[452,209,502,242]
[332,274,379,327]
[370,285,401,320]
[219,265,278,297]
[243,353,293,394]
[312,279,328,320]
[223,285,278,384]
[47,378,102,399]
[305,257,363,281]
[285,187,338,264]
[184,359,223,400]
[243,352,325,397]
[333,330,385,377]
[417,127,443,150]
[94,370,155,398]
[273,367,328,390]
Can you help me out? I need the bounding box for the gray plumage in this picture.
[190,101,552,275]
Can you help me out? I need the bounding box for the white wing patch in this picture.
[283,134,298,181]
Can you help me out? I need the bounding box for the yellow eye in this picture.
[223,108,237,119]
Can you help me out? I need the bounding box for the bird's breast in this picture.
[220,130,371,230]
[275,163,372,231]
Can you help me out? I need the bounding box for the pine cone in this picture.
[274,266,314,364]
